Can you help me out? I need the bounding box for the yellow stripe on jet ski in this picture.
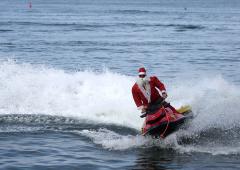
[177,105,192,115]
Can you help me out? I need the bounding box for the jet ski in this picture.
[141,104,192,138]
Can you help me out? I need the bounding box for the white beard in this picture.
[136,76,149,87]
[136,76,151,103]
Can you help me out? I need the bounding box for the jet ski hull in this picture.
[141,105,192,138]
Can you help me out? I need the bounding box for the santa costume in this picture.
[131,67,167,110]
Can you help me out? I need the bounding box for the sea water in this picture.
[0,0,240,169]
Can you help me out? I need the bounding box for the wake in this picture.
[0,60,240,155]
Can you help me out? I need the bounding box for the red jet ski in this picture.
[141,105,192,138]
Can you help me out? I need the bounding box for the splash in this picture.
[76,128,240,155]
[0,60,141,129]
[1,60,240,130]
[75,128,147,150]
[74,128,177,151]
[169,75,240,132]
[1,60,240,155]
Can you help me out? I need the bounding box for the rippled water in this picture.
[0,0,240,169]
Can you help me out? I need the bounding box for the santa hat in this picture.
[138,67,146,76]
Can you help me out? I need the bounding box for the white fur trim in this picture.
[138,106,144,110]
[138,72,146,75]
[161,90,166,94]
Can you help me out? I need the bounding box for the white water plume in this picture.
[0,60,240,135]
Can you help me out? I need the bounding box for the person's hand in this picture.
[162,92,168,99]
[140,106,148,118]
[141,108,146,113]
[141,106,147,113]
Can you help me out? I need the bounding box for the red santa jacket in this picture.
[131,76,166,110]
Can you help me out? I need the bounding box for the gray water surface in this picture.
[0,0,240,169]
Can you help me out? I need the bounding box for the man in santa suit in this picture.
[132,67,177,117]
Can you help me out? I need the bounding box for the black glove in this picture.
[140,113,147,118]
[162,92,168,99]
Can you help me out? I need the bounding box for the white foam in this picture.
[1,60,240,155]
[168,75,240,134]
[0,60,142,129]
[74,128,240,155]
[75,128,148,150]
[74,128,181,150]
